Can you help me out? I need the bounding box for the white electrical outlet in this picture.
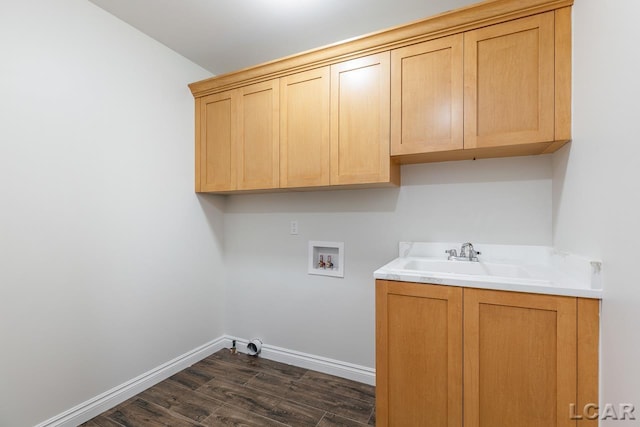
[290,220,298,235]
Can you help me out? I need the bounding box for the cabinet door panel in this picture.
[331,53,393,185]
[280,67,330,188]
[464,289,577,427]
[464,12,555,148]
[199,90,238,192]
[376,280,462,427]
[237,80,279,190]
[391,34,463,155]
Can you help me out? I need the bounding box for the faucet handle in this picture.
[459,242,482,261]
[445,249,457,259]
[459,242,472,257]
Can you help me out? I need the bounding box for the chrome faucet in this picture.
[445,242,481,262]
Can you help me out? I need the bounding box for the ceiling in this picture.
[88,0,476,76]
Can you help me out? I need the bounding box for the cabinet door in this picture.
[391,34,464,155]
[331,53,397,186]
[198,90,238,192]
[237,80,280,190]
[464,289,577,427]
[464,12,555,148]
[376,280,462,427]
[280,67,330,188]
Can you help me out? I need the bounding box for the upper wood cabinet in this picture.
[391,34,464,156]
[391,10,570,162]
[196,81,279,192]
[197,90,238,192]
[190,0,573,193]
[280,67,330,188]
[331,53,398,186]
[237,80,280,191]
[464,12,555,149]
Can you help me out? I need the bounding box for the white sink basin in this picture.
[373,242,603,299]
[378,256,553,287]
[399,258,532,280]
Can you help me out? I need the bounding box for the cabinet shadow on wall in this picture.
[211,154,553,215]
[550,141,571,235]
[401,154,553,186]
[222,186,401,214]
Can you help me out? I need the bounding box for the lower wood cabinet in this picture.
[376,280,599,427]
[464,288,578,427]
[376,281,462,426]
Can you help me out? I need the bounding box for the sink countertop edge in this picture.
[374,268,602,299]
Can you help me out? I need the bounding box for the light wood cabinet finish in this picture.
[577,298,600,427]
[197,90,238,192]
[376,280,462,427]
[376,280,599,427]
[464,12,555,149]
[190,0,573,97]
[392,11,567,161]
[280,67,330,188]
[191,0,574,192]
[237,80,280,191]
[391,34,464,155]
[330,53,399,186]
[464,289,576,427]
[198,81,279,192]
[554,6,573,144]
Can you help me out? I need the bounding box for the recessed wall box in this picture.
[308,241,344,278]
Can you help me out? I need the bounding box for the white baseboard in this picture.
[36,335,375,426]
[35,336,228,427]
[224,336,376,386]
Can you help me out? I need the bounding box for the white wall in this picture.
[0,1,222,426]
[5,0,633,424]
[223,0,640,420]
[225,156,552,367]
[553,0,640,422]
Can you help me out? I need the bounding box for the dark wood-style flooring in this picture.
[81,349,376,426]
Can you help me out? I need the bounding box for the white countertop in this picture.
[374,242,602,299]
